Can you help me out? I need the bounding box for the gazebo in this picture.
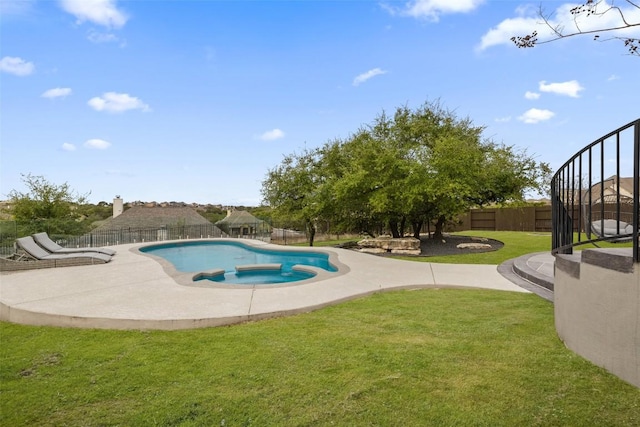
[215,210,270,238]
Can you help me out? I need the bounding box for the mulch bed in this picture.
[418,234,504,257]
[337,234,504,257]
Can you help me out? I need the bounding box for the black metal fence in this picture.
[0,223,230,256]
[551,119,640,261]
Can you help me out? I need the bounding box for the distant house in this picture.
[215,210,270,238]
[91,206,222,243]
[94,206,213,230]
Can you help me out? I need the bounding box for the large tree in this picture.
[262,101,551,243]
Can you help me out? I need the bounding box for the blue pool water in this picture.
[140,240,336,284]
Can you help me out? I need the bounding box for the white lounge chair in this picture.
[16,236,112,265]
[33,232,116,256]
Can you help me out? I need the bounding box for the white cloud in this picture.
[62,143,76,151]
[88,92,150,113]
[392,0,485,21]
[518,108,555,124]
[59,0,128,29]
[353,68,387,86]
[524,91,540,100]
[539,80,584,98]
[259,129,285,141]
[607,74,620,81]
[84,138,112,149]
[42,87,72,99]
[478,1,640,51]
[494,116,511,123]
[0,56,34,76]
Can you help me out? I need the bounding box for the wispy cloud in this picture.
[84,138,112,149]
[387,0,485,21]
[87,29,124,46]
[42,87,72,99]
[524,91,540,100]
[59,0,128,29]
[518,108,555,124]
[607,74,620,81]
[88,92,150,113]
[258,129,285,141]
[494,116,511,123]
[62,143,77,151]
[0,0,36,16]
[353,68,387,86]
[539,80,584,98]
[0,56,35,76]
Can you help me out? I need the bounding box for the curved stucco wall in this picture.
[554,249,640,388]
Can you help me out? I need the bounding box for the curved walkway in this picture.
[1,240,539,330]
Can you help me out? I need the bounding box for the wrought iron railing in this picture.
[551,119,640,261]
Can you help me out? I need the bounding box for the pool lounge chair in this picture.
[16,236,112,266]
[33,232,116,256]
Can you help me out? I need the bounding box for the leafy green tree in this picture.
[263,101,551,242]
[7,173,89,235]
[262,148,325,246]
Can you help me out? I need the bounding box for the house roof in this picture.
[586,176,634,204]
[215,210,266,228]
[94,206,212,230]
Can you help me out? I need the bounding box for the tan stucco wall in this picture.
[555,257,640,388]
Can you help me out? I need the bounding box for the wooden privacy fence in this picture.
[454,206,553,233]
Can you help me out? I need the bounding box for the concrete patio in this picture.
[0,240,549,330]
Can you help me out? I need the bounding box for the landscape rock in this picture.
[357,237,421,252]
[456,243,493,250]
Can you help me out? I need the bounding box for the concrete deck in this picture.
[0,240,546,330]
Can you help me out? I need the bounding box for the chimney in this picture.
[113,196,123,218]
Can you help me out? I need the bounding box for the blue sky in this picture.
[1,0,639,206]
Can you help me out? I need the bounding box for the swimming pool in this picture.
[139,240,337,285]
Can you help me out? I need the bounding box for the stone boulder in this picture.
[456,242,492,250]
[357,237,421,255]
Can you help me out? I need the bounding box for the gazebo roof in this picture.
[215,210,265,227]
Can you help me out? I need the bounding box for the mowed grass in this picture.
[2,289,639,426]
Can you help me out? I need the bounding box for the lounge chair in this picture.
[590,219,634,239]
[16,236,112,265]
[33,232,116,256]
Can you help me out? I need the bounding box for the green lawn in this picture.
[1,289,639,426]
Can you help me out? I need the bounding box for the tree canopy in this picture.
[7,173,90,235]
[262,101,552,245]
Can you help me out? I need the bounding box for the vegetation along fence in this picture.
[551,118,640,261]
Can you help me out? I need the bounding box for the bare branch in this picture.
[511,0,640,56]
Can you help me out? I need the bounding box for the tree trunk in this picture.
[399,216,406,237]
[433,215,446,240]
[389,219,400,238]
[307,221,316,247]
[412,220,423,239]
